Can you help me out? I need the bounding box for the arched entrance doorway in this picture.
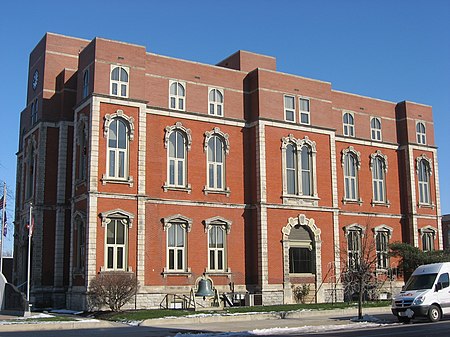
[282,214,322,303]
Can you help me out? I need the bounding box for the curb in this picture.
[0,319,127,332]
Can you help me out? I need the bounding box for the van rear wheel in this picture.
[428,305,441,322]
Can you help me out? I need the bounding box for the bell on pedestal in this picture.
[195,278,215,297]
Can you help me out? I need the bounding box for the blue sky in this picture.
[1,0,449,253]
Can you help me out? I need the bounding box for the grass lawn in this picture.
[96,301,391,322]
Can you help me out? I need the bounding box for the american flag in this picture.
[0,196,4,209]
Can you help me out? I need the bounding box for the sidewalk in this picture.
[0,306,396,334]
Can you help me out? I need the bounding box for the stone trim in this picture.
[203,216,232,234]
[100,209,135,228]
[164,122,192,150]
[162,214,193,232]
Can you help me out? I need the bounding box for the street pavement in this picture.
[0,306,397,335]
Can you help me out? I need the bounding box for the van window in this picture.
[404,273,437,290]
[437,273,449,288]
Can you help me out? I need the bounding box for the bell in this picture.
[195,278,215,297]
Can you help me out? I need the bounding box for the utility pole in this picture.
[0,182,6,274]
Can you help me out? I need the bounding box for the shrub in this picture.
[292,284,310,304]
[88,272,139,311]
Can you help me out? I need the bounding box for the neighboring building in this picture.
[14,33,442,309]
[442,214,450,250]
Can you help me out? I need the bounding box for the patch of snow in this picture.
[50,309,83,315]
[173,322,389,337]
[351,314,381,323]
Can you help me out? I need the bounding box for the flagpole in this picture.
[27,202,33,310]
[0,182,6,274]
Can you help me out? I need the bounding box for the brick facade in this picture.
[14,33,441,309]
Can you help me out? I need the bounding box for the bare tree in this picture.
[88,272,139,311]
[340,218,383,319]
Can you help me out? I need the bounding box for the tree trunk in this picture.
[358,278,363,319]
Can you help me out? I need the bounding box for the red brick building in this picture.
[14,33,442,309]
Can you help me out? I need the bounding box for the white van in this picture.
[392,262,450,323]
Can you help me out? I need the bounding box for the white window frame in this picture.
[207,135,224,190]
[417,155,432,205]
[299,97,310,125]
[344,224,365,270]
[163,123,192,192]
[82,68,89,99]
[204,127,230,195]
[208,225,226,272]
[107,118,128,179]
[343,112,355,137]
[416,122,426,145]
[110,65,129,98]
[169,81,186,111]
[370,151,388,204]
[168,130,187,187]
[373,225,392,270]
[284,95,296,122]
[204,216,231,273]
[102,110,135,186]
[286,142,298,195]
[342,147,361,203]
[163,214,192,274]
[370,117,382,141]
[281,135,318,205]
[100,210,133,272]
[208,88,224,116]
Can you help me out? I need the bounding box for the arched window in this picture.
[373,225,392,270]
[420,226,437,252]
[100,209,134,271]
[209,89,223,116]
[416,122,426,145]
[371,153,387,204]
[208,225,225,271]
[76,117,88,182]
[286,143,298,195]
[301,146,312,196]
[169,81,185,110]
[371,117,382,141]
[25,141,36,200]
[74,215,86,272]
[344,225,364,270]
[417,158,431,205]
[107,118,128,179]
[204,127,230,195]
[343,112,354,137]
[168,130,187,187]
[163,214,192,273]
[282,135,318,204]
[110,66,129,97]
[31,98,38,125]
[207,136,224,190]
[343,151,359,201]
[82,69,89,99]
